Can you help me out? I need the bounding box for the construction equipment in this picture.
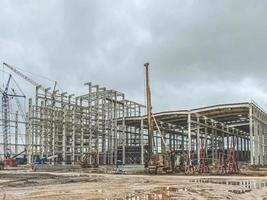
[144,63,177,174]
[32,155,59,171]
[144,62,153,160]
[3,63,47,93]
[11,88,26,120]
[34,155,58,165]
[0,73,25,157]
[79,151,99,168]
[3,62,58,102]
[3,149,27,167]
[147,153,172,174]
[3,62,59,161]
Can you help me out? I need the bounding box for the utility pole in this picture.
[144,62,153,160]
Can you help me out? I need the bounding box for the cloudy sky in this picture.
[1,0,267,112]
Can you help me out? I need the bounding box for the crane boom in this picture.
[4,75,12,94]
[11,88,26,120]
[3,62,50,95]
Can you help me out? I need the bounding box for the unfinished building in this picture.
[26,83,144,165]
[24,80,267,166]
[0,62,266,167]
[123,102,267,166]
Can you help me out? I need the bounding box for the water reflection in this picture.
[126,187,184,200]
[192,178,267,194]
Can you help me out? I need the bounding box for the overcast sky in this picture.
[1,0,267,112]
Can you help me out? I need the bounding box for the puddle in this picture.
[126,186,188,200]
[228,189,252,194]
[192,178,267,194]
[125,179,267,199]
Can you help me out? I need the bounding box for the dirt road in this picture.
[1,170,267,199]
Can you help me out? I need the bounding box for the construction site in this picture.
[1,62,267,200]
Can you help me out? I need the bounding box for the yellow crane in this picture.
[144,63,173,174]
[144,62,153,160]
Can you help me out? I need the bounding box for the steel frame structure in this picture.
[26,81,267,166]
[121,102,267,166]
[26,83,144,165]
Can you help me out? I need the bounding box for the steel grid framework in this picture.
[26,82,267,166]
[26,83,144,165]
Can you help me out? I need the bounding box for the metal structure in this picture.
[144,62,153,160]
[122,102,267,166]
[2,62,267,168]
[0,74,25,157]
[199,142,209,173]
[26,82,144,165]
[26,91,267,166]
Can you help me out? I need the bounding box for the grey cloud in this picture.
[1,0,267,113]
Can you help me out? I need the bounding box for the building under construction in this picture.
[1,63,267,168]
[26,96,267,166]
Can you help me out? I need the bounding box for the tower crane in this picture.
[0,74,25,157]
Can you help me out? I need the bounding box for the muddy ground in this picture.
[1,170,267,199]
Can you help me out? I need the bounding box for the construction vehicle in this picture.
[34,155,58,165]
[144,63,179,174]
[79,151,99,168]
[3,149,27,167]
[144,63,153,161]
[147,153,172,174]
[32,155,58,171]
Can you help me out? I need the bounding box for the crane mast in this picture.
[2,75,12,156]
[0,74,25,157]
[144,63,154,160]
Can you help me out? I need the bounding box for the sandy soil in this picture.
[1,170,267,200]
